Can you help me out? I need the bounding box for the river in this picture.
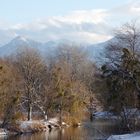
[0,119,121,140]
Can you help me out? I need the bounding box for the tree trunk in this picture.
[44,111,48,121]
[90,112,93,122]
[27,103,32,121]
[59,108,62,126]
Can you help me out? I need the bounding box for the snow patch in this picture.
[0,129,7,136]
[108,132,140,140]
[93,111,117,119]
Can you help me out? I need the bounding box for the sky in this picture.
[0,0,140,45]
[0,0,130,23]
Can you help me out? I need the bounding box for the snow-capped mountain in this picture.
[10,36,41,47]
[0,36,66,57]
[0,36,42,56]
[0,35,110,60]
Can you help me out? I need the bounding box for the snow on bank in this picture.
[93,111,117,119]
[93,108,140,119]
[0,128,7,136]
[46,117,69,127]
[48,118,59,125]
[108,132,140,140]
[16,120,49,133]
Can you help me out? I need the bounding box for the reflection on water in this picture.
[0,119,120,140]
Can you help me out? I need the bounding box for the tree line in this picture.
[0,46,96,127]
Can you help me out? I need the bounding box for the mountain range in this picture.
[0,36,110,60]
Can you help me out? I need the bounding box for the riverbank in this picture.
[0,121,49,136]
[0,118,65,136]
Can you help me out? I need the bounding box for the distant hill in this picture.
[0,35,111,61]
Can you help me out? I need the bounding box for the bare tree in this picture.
[15,48,47,121]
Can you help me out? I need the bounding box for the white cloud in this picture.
[53,9,108,24]
[11,9,109,31]
[109,0,140,22]
[8,9,111,44]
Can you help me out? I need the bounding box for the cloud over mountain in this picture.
[0,0,140,45]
